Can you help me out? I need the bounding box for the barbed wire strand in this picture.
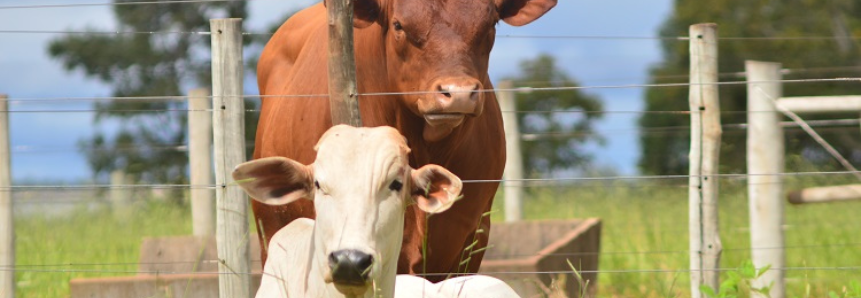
[0,0,260,10]
[3,28,861,43]
[9,118,860,154]
[1,266,859,276]
[3,77,859,103]
[4,170,861,190]
[8,241,860,266]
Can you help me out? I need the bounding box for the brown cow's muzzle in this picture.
[418,78,484,129]
[416,77,485,141]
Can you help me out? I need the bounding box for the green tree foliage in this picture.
[640,0,861,175]
[505,54,603,177]
[48,1,263,190]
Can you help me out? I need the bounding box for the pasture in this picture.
[13,165,861,298]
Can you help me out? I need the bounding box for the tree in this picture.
[48,1,266,194]
[640,0,861,175]
[505,54,603,177]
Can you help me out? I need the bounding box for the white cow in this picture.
[395,275,521,298]
[233,125,463,298]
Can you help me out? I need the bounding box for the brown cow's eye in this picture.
[393,21,403,31]
[389,180,403,192]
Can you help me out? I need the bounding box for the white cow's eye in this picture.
[314,180,321,190]
[389,180,403,192]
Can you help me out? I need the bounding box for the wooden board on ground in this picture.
[70,220,601,298]
[480,218,601,298]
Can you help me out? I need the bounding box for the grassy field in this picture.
[14,200,193,298]
[13,174,861,297]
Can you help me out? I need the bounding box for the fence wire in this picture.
[3,28,861,43]
[3,170,861,190]
[0,0,261,10]
[3,77,859,104]
[2,7,860,289]
[1,265,860,276]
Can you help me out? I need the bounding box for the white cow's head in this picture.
[233,125,462,296]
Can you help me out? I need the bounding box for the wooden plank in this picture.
[326,0,362,126]
[210,18,251,298]
[70,273,263,298]
[479,219,601,298]
[0,95,13,298]
[788,184,861,204]
[776,96,861,113]
[745,60,786,298]
[497,80,523,222]
[189,88,215,236]
[688,23,722,298]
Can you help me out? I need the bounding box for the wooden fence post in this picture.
[688,23,722,298]
[109,170,134,219]
[189,88,215,236]
[0,95,14,298]
[326,0,362,126]
[745,60,786,298]
[497,81,523,222]
[211,18,251,298]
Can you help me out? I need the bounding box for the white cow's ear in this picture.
[232,157,315,205]
[410,165,463,214]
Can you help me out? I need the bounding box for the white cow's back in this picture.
[394,275,521,298]
[256,218,315,298]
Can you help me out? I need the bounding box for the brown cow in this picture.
[254,0,556,281]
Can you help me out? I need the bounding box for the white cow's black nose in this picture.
[328,249,373,285]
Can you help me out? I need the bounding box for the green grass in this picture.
[13,172,861,297]
[14,199,192,298]
[489,174,861,298]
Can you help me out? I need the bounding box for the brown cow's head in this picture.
[351,0,557,142]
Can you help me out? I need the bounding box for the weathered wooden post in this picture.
[497,80,523,222]
[189,88,215,236]
[788,184,861,204]
[688,23,722,298]
[109,169,134,219]
[326,0,362,126]
[746,60,786,298]
[211,18,251,298]
[0,95,14,298]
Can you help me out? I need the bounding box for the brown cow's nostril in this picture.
[437,84,451,98]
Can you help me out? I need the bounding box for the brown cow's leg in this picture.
[251,199,316,266]
[397,205,426,275]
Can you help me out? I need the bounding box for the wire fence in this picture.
[2,2,861,296]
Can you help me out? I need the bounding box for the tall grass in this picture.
[14,199,192,298]
[490,172,861,297]
[13,170,861,297]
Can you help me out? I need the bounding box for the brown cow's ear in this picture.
[324,0,382,28]
[497,0,557,27]
[232,157,315,205]
[354,0,383,28]
[410,165,463,214]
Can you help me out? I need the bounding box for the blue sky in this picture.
[0,0,673,183]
